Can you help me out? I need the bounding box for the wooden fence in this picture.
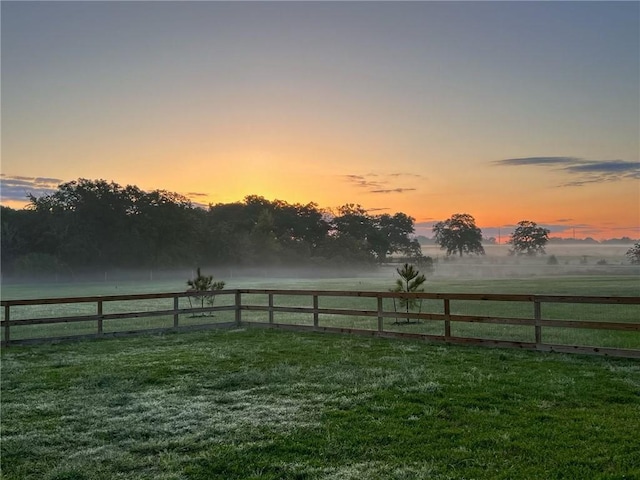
[1,289,639,358]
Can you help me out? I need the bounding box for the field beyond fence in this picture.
[2,289,639,358]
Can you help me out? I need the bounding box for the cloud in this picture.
[559,160,640,186]
[494,157,579,166]
[493,157,640,187]
[342,172,423,194]
[365,207,391,213]
[388,173,423,178]
[341,174,383,189]
[0,174,63,203]
[370,188,417,194]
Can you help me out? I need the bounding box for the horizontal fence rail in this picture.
[1,290,639,358]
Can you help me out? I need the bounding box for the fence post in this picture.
[268,293,274,324]
[235,291,242,326]
[313,295,319,329]
[173,296,179,329]
[4,305,10,346]
[534,298,542,346]
[444,298,451,339]
[97,300,103,335]
[377,297,383,332]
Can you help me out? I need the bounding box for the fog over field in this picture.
[2,243,638,302]
[420,243,638,279]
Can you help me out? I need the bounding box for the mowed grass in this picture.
[2,328,639,480]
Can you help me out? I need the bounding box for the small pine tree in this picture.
[187,267,225,315]
[390,263,426,324]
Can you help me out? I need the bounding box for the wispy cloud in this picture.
[0,174,63,203]
[388,173,423,178]
[342,172,423,194]
[495,157,579,166]
[493,157,640,186]
[365,207,391,213]
[560,160,640,186]
[184,192,211,209]
[186,192,209,198]
[370,188,417,194]
[341,174,384,190]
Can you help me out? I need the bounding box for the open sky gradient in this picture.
[2,1,638,240]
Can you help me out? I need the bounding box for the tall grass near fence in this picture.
[2,328,639,480]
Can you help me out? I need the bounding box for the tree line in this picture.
[1,179,424,276]
[6,177,629,279]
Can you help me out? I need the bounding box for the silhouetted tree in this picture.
[3,178,423,272]
[433,213,485,257]
[508,220,550,256]
[369,212,417,262]
[332,205,419,263]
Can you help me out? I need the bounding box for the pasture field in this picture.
[2,328,639,479]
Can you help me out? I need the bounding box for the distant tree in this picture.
[1,206,35,272]
[249,209,282,264]
[369,212,417,262]
[27,178,136,268]
[433,213,485,257]
[13,252,69,277]
[332,205,418,263]
[508,220,550,256]
[333,204,374,245]
[186,267,225,315]
[25,178,201,270]
[626,242,640,265]
[390,263,426,324]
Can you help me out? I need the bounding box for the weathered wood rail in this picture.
[1,290,639,358]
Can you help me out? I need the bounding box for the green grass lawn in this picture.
[2,328,639,479]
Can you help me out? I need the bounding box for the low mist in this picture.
[2,242,638,301]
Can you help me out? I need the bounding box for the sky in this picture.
[2,1,639,241]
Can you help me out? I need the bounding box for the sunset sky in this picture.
[2,1,639,240]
